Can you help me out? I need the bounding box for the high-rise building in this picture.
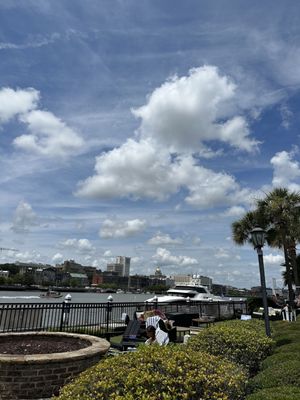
[107,256,130,277]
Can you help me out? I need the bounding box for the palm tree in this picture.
[282,254,300,286]
[232,188,300,301]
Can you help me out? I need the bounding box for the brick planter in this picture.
[0,332,110,400]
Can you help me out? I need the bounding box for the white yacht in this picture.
[146,282,224,303]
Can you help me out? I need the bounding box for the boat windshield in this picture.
[168,292,196,298]
[173,286,208,293]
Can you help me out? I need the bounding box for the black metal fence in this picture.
[0,299,247,337]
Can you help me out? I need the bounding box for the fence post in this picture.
[106,295,113,339]
[59,301,65,332]
[59,294,72,331]
[186,296,191,313]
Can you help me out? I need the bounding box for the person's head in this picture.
[146,325,156,340]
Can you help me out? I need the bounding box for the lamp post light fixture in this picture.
[251,227,271,337]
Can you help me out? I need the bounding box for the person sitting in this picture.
[144,311,176,342]
[145,325,169,346]
[145,325,157,345]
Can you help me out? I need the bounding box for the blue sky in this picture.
[1,0,300,288]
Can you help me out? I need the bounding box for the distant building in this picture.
[0,270,9,278]
[35,267,57,286]
[107,256,130,277]
[58,260,84,273]
[251,286,273,297]
[212,283,227,296]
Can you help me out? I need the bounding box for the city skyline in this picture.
[1,1,300,288]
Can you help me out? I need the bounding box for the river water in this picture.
[0,290,152,304]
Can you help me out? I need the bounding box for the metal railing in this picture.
[0,299,247,337]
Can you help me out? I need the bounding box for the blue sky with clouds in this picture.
[1,0,300,288]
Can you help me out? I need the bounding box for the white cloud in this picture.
[148,233,182,245]
[193,237,202,245]
[11,201,38,233]
[152,247,198,266]
[52,253,64,263]
[131,256,142,264]
[214,248,231,259]
[77,140,245,208]
[99,218,147,238]
[223,206,246,218]
[176,156,240,208]
[92,259,100,268]
[263,253,284,266]
[103,250,112,257]
[76,66,261,209]
[76,138,179,200]
[271,149,300,190]
[280,104,293,129]
[0,87,39,123]
[132,66,259,153]
[15,250,41,262]
[14,110,84,158]
[59,238,95,253]
[0,33,60,51]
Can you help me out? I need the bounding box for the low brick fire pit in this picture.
[0,332,110,400]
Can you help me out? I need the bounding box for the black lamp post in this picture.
[251,227,271,337]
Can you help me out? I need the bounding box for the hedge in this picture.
[261,351,296,370]
[187,320,274,373]
[55,345,247,400]
[274,342,300,354]
[248,360,300,391]
[245,385,300,400]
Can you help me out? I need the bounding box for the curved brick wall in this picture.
[0,332,110,400]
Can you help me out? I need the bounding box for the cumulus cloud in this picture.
[132,66,259,153]
[11,201,38,233]
[14,110,84,158]
[271,149,300,190]
[52,253,64,263]
[152,247,198,266]
[76,138,179,200]
[223,206,246,218]
[214,248,231,259]
[77,140,244,208]
[263,253,284,266]
[148,233,183,245]
[99,218,147,238]
[0,86,84,158]
[15,250,41,262]
[76,66,261,209]
[0,87,39,123]
[59,238,95,253]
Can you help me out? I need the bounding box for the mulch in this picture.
[0,336,90,355]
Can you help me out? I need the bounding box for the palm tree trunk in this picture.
[288,244,300,296]
[284,244,295,304]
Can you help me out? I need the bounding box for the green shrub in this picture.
[261,352,296,370]
[187,320,274,373]
[245,385,300,400]
[55,345,247,400]
[249,360,300,391]
[275,342,300,354]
